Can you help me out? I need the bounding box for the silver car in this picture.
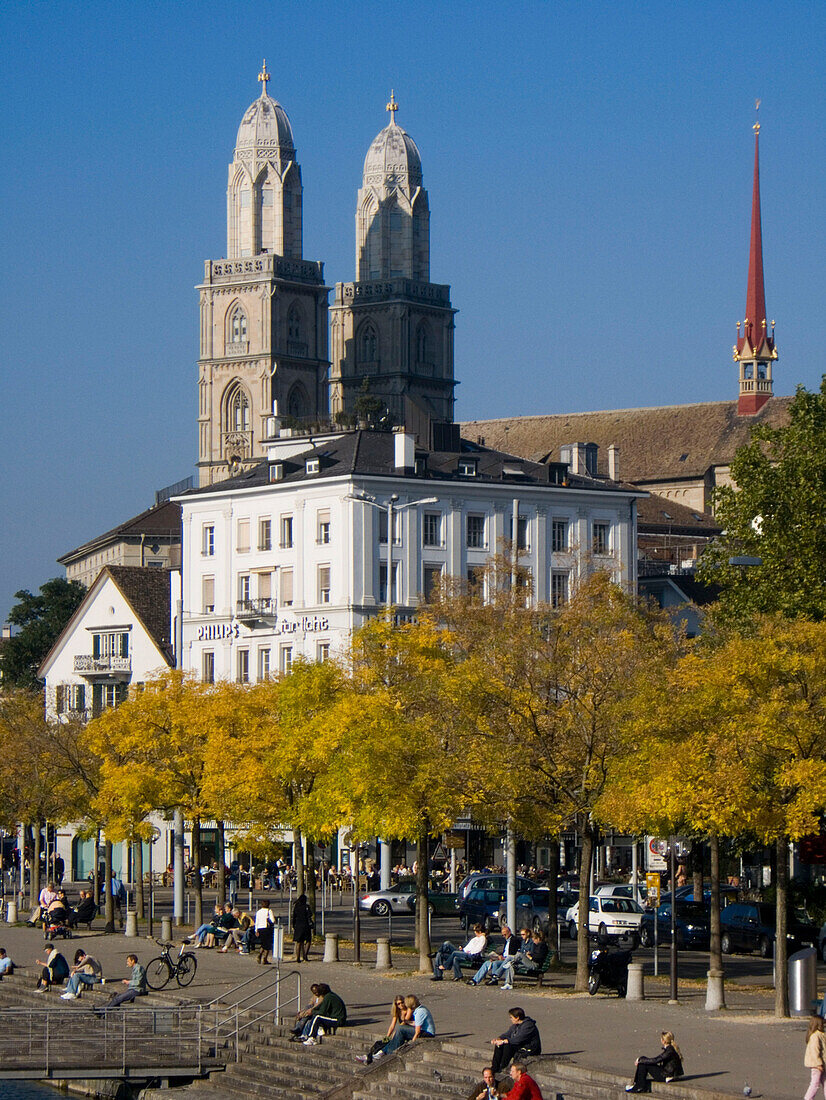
[358,883,418,916]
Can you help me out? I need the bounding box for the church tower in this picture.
[329,93,456,442]
[197,64,330,486]
[734,111,777,416]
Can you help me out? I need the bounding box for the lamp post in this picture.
[344,489,439,890]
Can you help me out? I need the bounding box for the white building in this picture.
[178,427,641,681]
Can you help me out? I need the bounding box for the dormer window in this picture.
[305,457,320,475]
[269,463,284,482]
[458,458,478,477]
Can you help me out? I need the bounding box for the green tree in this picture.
[2,578,85,689]
[697,378,826,620]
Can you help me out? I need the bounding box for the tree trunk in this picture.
[93,831,100,907]
[775,835,790,1018]
[417,816,431,971]
[575,822,595,991]
[691,838,704,901]
[31,822,42,908]
[135,840,145,920]
[192,818,203,930]
[708,834,723,971]
[217,821,226,904]
[306,838,317,924]
[546,839,560,961]
[294,829,305,898]
[104,841,114,933]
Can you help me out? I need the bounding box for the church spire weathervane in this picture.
[386,89,399,124]
[258,59,271,97]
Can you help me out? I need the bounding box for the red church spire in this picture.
[735,106,776,416]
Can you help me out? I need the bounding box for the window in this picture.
[593,522,610,555]
[317,642,330,662]
[280,646,293,675]
[359,324,378,362]
[92,632,129,659]
[238,574,250,605]
[92,682,127,715]
[229,387,250,431]
[258,518,272,551]
[202,576,215,614]
[202,524,215,557]
[57,684,86,714]
[422,512,443,548]
[230,306,247,343]
[423,564,443,601]
[458,458,477,477]
[551,572,569,609]
[280,515,294,548]
[280,568,294,607]
[416,322,430,364]
[317,510,331,544]
[378,510,400,544]
[305,457,320,475]
[258,647,271,680]
[318,565,331,604]
[288,305,302,341]
[257,571,272,609]
[466,565,485,596]
[269,463,284,482]
[237,649,250,684]
[552,519,569,553]
[202,651,215,684]
[379,562,399,605]
[508,515,530,551]
[236,518,250,553]
[466,514,486,549]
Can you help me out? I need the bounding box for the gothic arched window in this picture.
[287,385,308,420]
[359,324,379,364]
[230,306,248,344]
[226,385,250,432]
[416,322,430,365]
[288,304,302,342]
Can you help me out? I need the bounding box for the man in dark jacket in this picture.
[300,983,346,1045]
[490,1007,541,1074]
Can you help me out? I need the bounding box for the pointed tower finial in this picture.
[386,89,399,124]
[754,97,761,134]
[736,107,776,415]
[258,59,271,97]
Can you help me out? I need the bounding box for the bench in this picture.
[509,950,554,986]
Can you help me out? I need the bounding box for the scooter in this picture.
[588,945,632,996]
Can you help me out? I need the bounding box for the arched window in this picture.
[287,385,308,420]
[226,386,250,432]
[288,304,302,341]
[416,322,430,365]
[359,324,379,363]
[230,306,247,344]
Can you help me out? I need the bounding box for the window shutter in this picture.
[55,685,65,714]
[258,572,272,600]
[281,569,293,605]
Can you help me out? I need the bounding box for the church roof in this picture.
[363,122,423,189]
[461,397,793,485]
[235,92,295,161]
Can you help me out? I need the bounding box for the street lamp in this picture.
[344,490,439,892]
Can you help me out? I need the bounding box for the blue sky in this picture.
[2,0,825,622]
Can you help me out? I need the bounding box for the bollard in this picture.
[161,916,173,942]
[125,911,138,937]
[375,937,392,971]
[705,968,726,1011]
[323,932,339,963]
[5,901,16,924]
[626,961,645,1001]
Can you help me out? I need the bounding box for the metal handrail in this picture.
[199,964,301,1062]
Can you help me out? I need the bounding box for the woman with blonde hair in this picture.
[804,1015,826,1100]
[626,1030,683,1092]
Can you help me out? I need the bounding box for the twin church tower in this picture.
[197,66,456,486]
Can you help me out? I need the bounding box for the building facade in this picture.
[57,501,182,590]
[177,428,640,681]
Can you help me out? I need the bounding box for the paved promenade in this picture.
[0,921,810,1098]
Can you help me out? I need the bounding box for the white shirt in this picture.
[254,907,275,930]
[463,934,487,955]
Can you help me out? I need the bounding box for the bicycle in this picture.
[145,940,197,990]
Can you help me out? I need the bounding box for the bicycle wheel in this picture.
[176,953,197,987]
[145,956,172,990]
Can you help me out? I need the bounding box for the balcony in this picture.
[236,598,278,624]
[73,655,131,675]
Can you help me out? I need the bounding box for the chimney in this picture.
[394,427,415,472]
[608,444,620,481]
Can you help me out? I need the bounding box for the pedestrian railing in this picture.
[201,964,302,1062]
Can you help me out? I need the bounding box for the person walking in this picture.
[804,1015,826,1100]
[254,898,275,964]
[292,893,314,961]
[625,1030,683,1092]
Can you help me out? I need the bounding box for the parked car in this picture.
[458,887,536,932]
[719,902,818,957]
[816,922,826,963]
[639,902,711,949]
[407,888,460,916]
[670,884,737,907]
[457,873,537,899]
[566,896,645,945]
[516,887,578,933]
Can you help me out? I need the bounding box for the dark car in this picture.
[457,873,537,899]
[720,902,818,957]
[458,887,535,932]
[516,887,578,934]
[639,902,710,949]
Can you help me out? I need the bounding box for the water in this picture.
[0,1085,62,1099]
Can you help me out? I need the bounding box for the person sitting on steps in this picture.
[625,1030,684,1092]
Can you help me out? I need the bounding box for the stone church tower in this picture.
[197,64,330,486]
[329,94,456,443]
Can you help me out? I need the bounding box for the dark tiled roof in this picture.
[58,501,182,564]
[103,567,174,666]
[637,493,721,536]
[182,430,638,497]
[461,397,793,483]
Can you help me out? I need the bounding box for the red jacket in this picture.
[507,1072,542,1100]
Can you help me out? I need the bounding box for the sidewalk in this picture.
[0,922,809,1099]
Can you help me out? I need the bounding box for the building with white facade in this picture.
[178,427,641,681]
